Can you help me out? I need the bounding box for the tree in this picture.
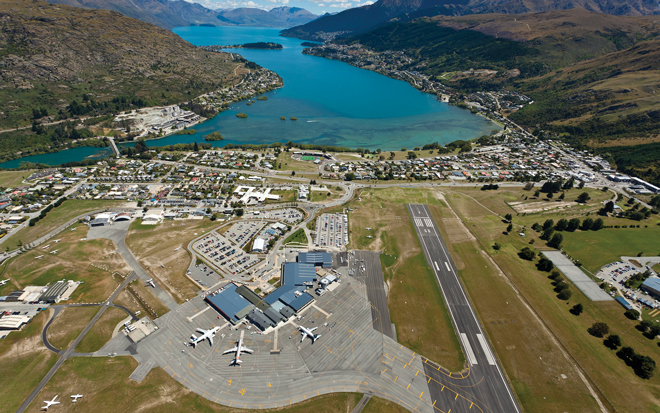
[567,218,581,232]
[291,171,295,176]
[493,242,501,250]
[588,322,610,338]
[558,191,565,200]
[549,233,563,248]
[537,256,554,272]
[604,334,622,350]
[547,192,553,199]
[578,180,585,189]
[648,325,660,338]
[639,320,652,332]
[570,303,584,316]
[532,223,542,232]
[534,189,541,198]
[577,192,591,203]
[601,201,615,215]
[235,208,244,217]
[625,309,641,320]
[555,219,568,231]
[540,227,555,240]
[557,289,572,300]
[543,219,555,230]
[135,140,148,153]
[591,218,604,231]
[518,247,536,260]
[504,213,513,222]
[193,141,199,152]
[581,218,593,231]
[506,223,513,233]
[407,152,417,159]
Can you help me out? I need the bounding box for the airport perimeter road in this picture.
[407,204,521,413]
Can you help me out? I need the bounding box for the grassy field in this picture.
[334,148,458,162]
[283,228,308,245]
[24,355,365,412]
[276,152,320,173]
[4,226,128,302]
[0,169,34,188]
[125,219,219,304]
[362,396,409,413]
[310,187,343,203]
[269,189,298,203]
[444,186,660,412]
[562,228,660,273]
[76,307,128,353]
[341,187,465,371]
[0,310,58,413]
[3,199,122,250]
[47,306,100,350]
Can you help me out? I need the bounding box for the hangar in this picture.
[641,278,660,300]
[90,213,112,227]
[114,212,132,222]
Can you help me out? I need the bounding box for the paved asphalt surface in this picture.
[407,204,521,413]
[352,250,395,341]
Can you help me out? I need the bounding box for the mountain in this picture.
[268,6,319,26]
[0,0,241,129]
[45,0,317,29]
[281,0,660,40]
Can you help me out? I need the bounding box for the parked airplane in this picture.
[146,279,155,288]
[71,227,77,231]
[42,245,50,250]
[299,325,321,343]
[0,279,9,286]
[35,255,44,260]
[42,395,59,410]
[365,227,372,230]
[222,337,253,365]
[190,326,220,347]
[54,239,61,243]
[50,250,58,254]
[174,247,180,252]
[71,394,83,402]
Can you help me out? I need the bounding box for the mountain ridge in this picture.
[44,0,318,29]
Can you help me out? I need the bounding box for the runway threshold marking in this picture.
[444,262,451,272]
[460,333,478,365]
[476,334,496,365]
[434,261,440,271]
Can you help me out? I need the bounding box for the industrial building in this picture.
[90,213,112,227]
[641,278,660,300]
[298,252,333,268]
[40,281,80,303]
[252,238,266,253]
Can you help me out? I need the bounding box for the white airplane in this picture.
[71,394,83,402]
[0,279,9,286]
[35,255,44,260]
[71,227,77,231]
[54,239,61,243]
[299,325,321,344]
[146,279,155,288]
[366,227,372,230]
[42,395,59,410]
[222,337,253,365]
[190,326,220,347]
[174,247,180,252]
[42,245,50,250]
[50,250,58,254]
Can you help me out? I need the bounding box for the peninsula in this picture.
[202,42,283,50]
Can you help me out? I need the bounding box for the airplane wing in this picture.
[300,335,306,343]
[208,336,214,346]
[196,328,206,333]
[242,347,253,353]
[222,347,238,355]
[310,327,318,332]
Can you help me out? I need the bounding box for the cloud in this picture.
[329,2,351,6]
[362,0,373,3]
[317,2,325,5]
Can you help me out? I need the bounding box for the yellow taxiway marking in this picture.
[415,370,419,376]
[382,368,388,374]
[268,382,271,387]
[470,402,474,409]
[407,384,411,390]
[433,400,437,407]
[420,392,424,398]
[394,375,399,382]
[239,389,246,396]
[455,394,459,400]
[428,377,431,383]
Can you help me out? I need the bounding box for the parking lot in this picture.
[596,259,660,308]
[192,230,261,279]
[224,222,264,249]
[315,213,348,249]
[248,208,303,224]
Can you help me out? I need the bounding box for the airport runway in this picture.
[407,204,521,413]
[352,250,395,340]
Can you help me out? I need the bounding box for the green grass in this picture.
[76,307,127,353]
[47,306,100,350]
[283,228,308,245]
[0,311,58,413]
[362,397,409,413]
[562,227,660,273]
[0,169,34,188]
[4,199,122,250]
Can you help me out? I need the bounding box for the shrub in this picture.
[557,289,572,300]
[570,303,583,315]
[604,334,621,350]
[625,309,640,320]
[518,247,536,260]
[588,322,610,338]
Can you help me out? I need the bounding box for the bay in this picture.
[0,26,497,169]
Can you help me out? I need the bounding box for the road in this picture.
[407,203,521,413]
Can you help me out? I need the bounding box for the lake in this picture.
[0,26,497,168]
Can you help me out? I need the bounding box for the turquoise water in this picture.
[0,26,497,168]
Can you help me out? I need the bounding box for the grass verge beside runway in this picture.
[24,355,367,413]
[362,396,409,413]
[0,311,57,413]
[47,306,100,350]
[76,307,128,353]
[444,188,660,412]
[341,187,464,371]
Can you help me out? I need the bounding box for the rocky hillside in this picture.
[46,0,318,29]
[281,0,660,40]
[0,0,243,128]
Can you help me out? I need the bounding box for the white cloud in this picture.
[329,2,351,6]
[317,2,324,5]
[362,0,373,3]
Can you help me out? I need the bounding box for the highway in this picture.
[407,204,521,413]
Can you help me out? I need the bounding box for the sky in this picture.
[184,0,373,16]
